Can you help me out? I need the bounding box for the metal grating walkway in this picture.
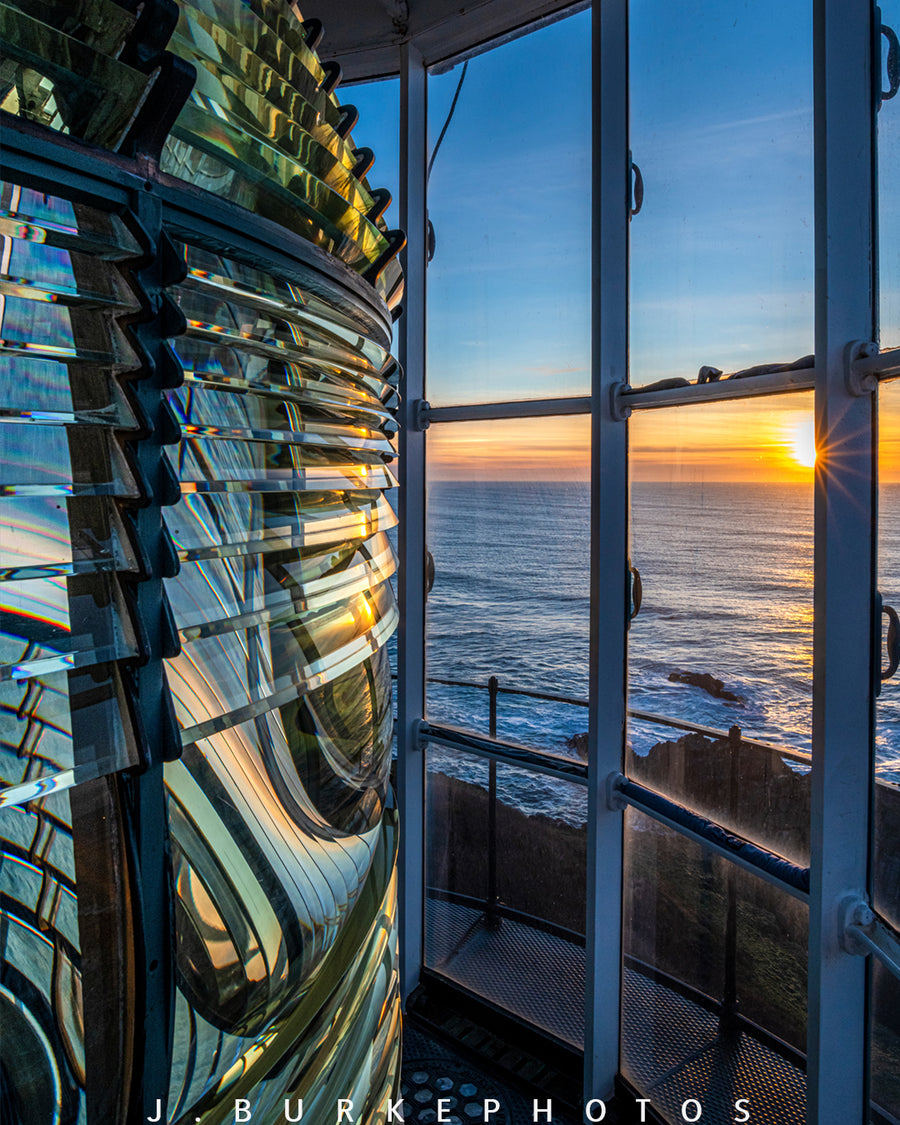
[425,896,807,1124]
[426,896,586,1049]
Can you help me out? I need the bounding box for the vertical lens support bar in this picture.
[585,0,630,1104]
[397,41,428,1004]
[120,185,186,1125]
[809,0,878,1119]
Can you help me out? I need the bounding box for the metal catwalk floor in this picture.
[416,896,806,1125]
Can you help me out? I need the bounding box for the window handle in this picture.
[878,19,900,106]
[630,159,644,218]
[425,549,435,595]
[881,602,900,682]
[629,562,643,621]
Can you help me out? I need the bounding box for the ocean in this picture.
[420,480,900,826]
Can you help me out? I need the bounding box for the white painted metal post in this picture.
[584,0,629,1105]
[809,0,877,1119]
[397,40,429,1004]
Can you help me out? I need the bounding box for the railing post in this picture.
[486,676,500,929]
[721,724,742,1031]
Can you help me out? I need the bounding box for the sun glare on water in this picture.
[789,419,817,468]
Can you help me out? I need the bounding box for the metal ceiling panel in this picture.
[304,0,587,82]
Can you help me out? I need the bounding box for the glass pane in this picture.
[346,79,400,230]
[628,395,814,864]
[622,809,807,1123]
[426,747,586,1048]
[874,385,898,1125]
[870,960,900,1123]
[629,0,814,388]
[0,174,139,1118]
[880,0,900,348]
[877,380,900,930]
[426,417,590,755]
[426,12,591,406]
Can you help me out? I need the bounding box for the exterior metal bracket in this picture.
[412,399,431,431]
[610,382,632,421]
[844,339,880,395]
[606,770,627,811]
[839,895,900,980]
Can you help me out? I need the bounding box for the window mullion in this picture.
[585,0,629,1102]
[809,0,878,1118]
[397,40,429,1004]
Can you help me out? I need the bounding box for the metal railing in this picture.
[416,671,811,1053]
[406,672,900,1002]
[426,671,813,764]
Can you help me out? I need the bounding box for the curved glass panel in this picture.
[0,183,143,806]
[162,240,399,1122]
[163,0,402,303]
[0,0,154,150]
[0,182,143,1124]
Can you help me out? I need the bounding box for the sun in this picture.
[789,419,817,468]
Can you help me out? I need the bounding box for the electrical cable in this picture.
[426,60,469,183]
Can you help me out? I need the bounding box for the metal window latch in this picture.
[610,382,632,421]
[412,399,430,431]
[844,340,880,396]
[839,895,876,955]
[425,548,435,594]
[606,771,627,811]
[839,896,900,979]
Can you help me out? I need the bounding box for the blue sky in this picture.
[348,1,900,476]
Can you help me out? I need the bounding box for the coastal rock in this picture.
[566,732,589,760]
[668,669,743,703]
[629,730,810,863]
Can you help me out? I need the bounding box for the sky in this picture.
[349,1,900,482]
